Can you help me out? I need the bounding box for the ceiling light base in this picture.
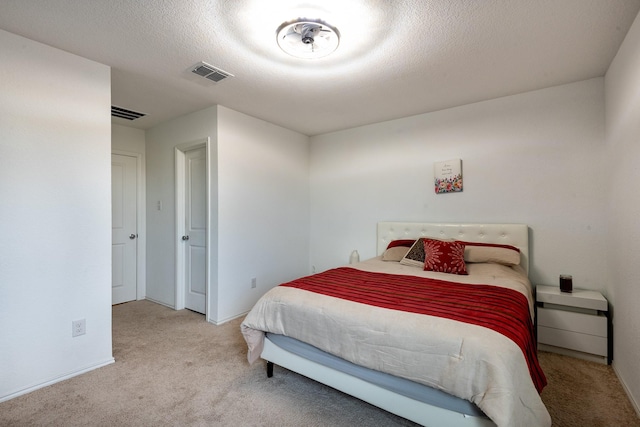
[276,19,340,59]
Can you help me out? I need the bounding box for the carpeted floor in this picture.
[1,300,638,426]
[538,349,639,426]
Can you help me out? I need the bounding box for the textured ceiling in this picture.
[1,0,639,136]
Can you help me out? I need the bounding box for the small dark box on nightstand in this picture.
[559,274,573,293]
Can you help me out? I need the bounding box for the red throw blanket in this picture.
[281,267,547,393]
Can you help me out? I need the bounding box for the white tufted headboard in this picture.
[377,222,530,274]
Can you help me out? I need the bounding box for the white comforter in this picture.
[241,258,551,427]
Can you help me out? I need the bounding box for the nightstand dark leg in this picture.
[267,361,274,378]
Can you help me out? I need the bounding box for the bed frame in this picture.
[261,222,530,427]
[376,222,529,273]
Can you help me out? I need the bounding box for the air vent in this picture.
[111,106,146,120]
[191,62,234,82]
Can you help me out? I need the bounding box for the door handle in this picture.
[181,235,190,241]
[129,234,137,239]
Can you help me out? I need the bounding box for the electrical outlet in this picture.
[251,277,257,289]
[72,319,86,337]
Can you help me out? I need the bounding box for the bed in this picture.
[241,222,551,427]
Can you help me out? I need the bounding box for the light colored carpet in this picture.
[1,300,638,426]
[538,349,639,426]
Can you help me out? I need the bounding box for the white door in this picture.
[183,146,206,314]
[112,154,137,304]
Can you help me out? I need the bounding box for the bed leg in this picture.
[266,361,274,378]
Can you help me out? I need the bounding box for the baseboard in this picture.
[208,310,249,326]
[0,357,115,403]
[142,296,246,325]
[612,363,640,418]
[144,296,175,309]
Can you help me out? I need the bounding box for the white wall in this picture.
[0,29,113,401]
[605,10,640,415]
[309,78,608,290]
[145,106,309,323]
[145,106,219,311]
[112,124,145,153]
[216,106,310,322]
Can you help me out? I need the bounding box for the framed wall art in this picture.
[434,159,463,194]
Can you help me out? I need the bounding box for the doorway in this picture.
[112,152,144,304]
[175,139,210,316]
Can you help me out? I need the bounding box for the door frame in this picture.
[174,138,211,317]
[112,149,146,301]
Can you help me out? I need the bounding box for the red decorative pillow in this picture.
[386,239,417,249]
[423,239,468,275]
[458,241,520,252]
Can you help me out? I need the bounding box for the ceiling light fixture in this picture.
[276,18,340,59]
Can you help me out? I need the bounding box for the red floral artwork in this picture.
[434,173,463,194]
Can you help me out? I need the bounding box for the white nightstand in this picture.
[536,285,611,364]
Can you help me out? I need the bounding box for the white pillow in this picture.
[464,245,520,265]
[382,246,410,262]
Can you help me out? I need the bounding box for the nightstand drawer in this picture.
[537,307,607,337]
[538,326,608,356]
